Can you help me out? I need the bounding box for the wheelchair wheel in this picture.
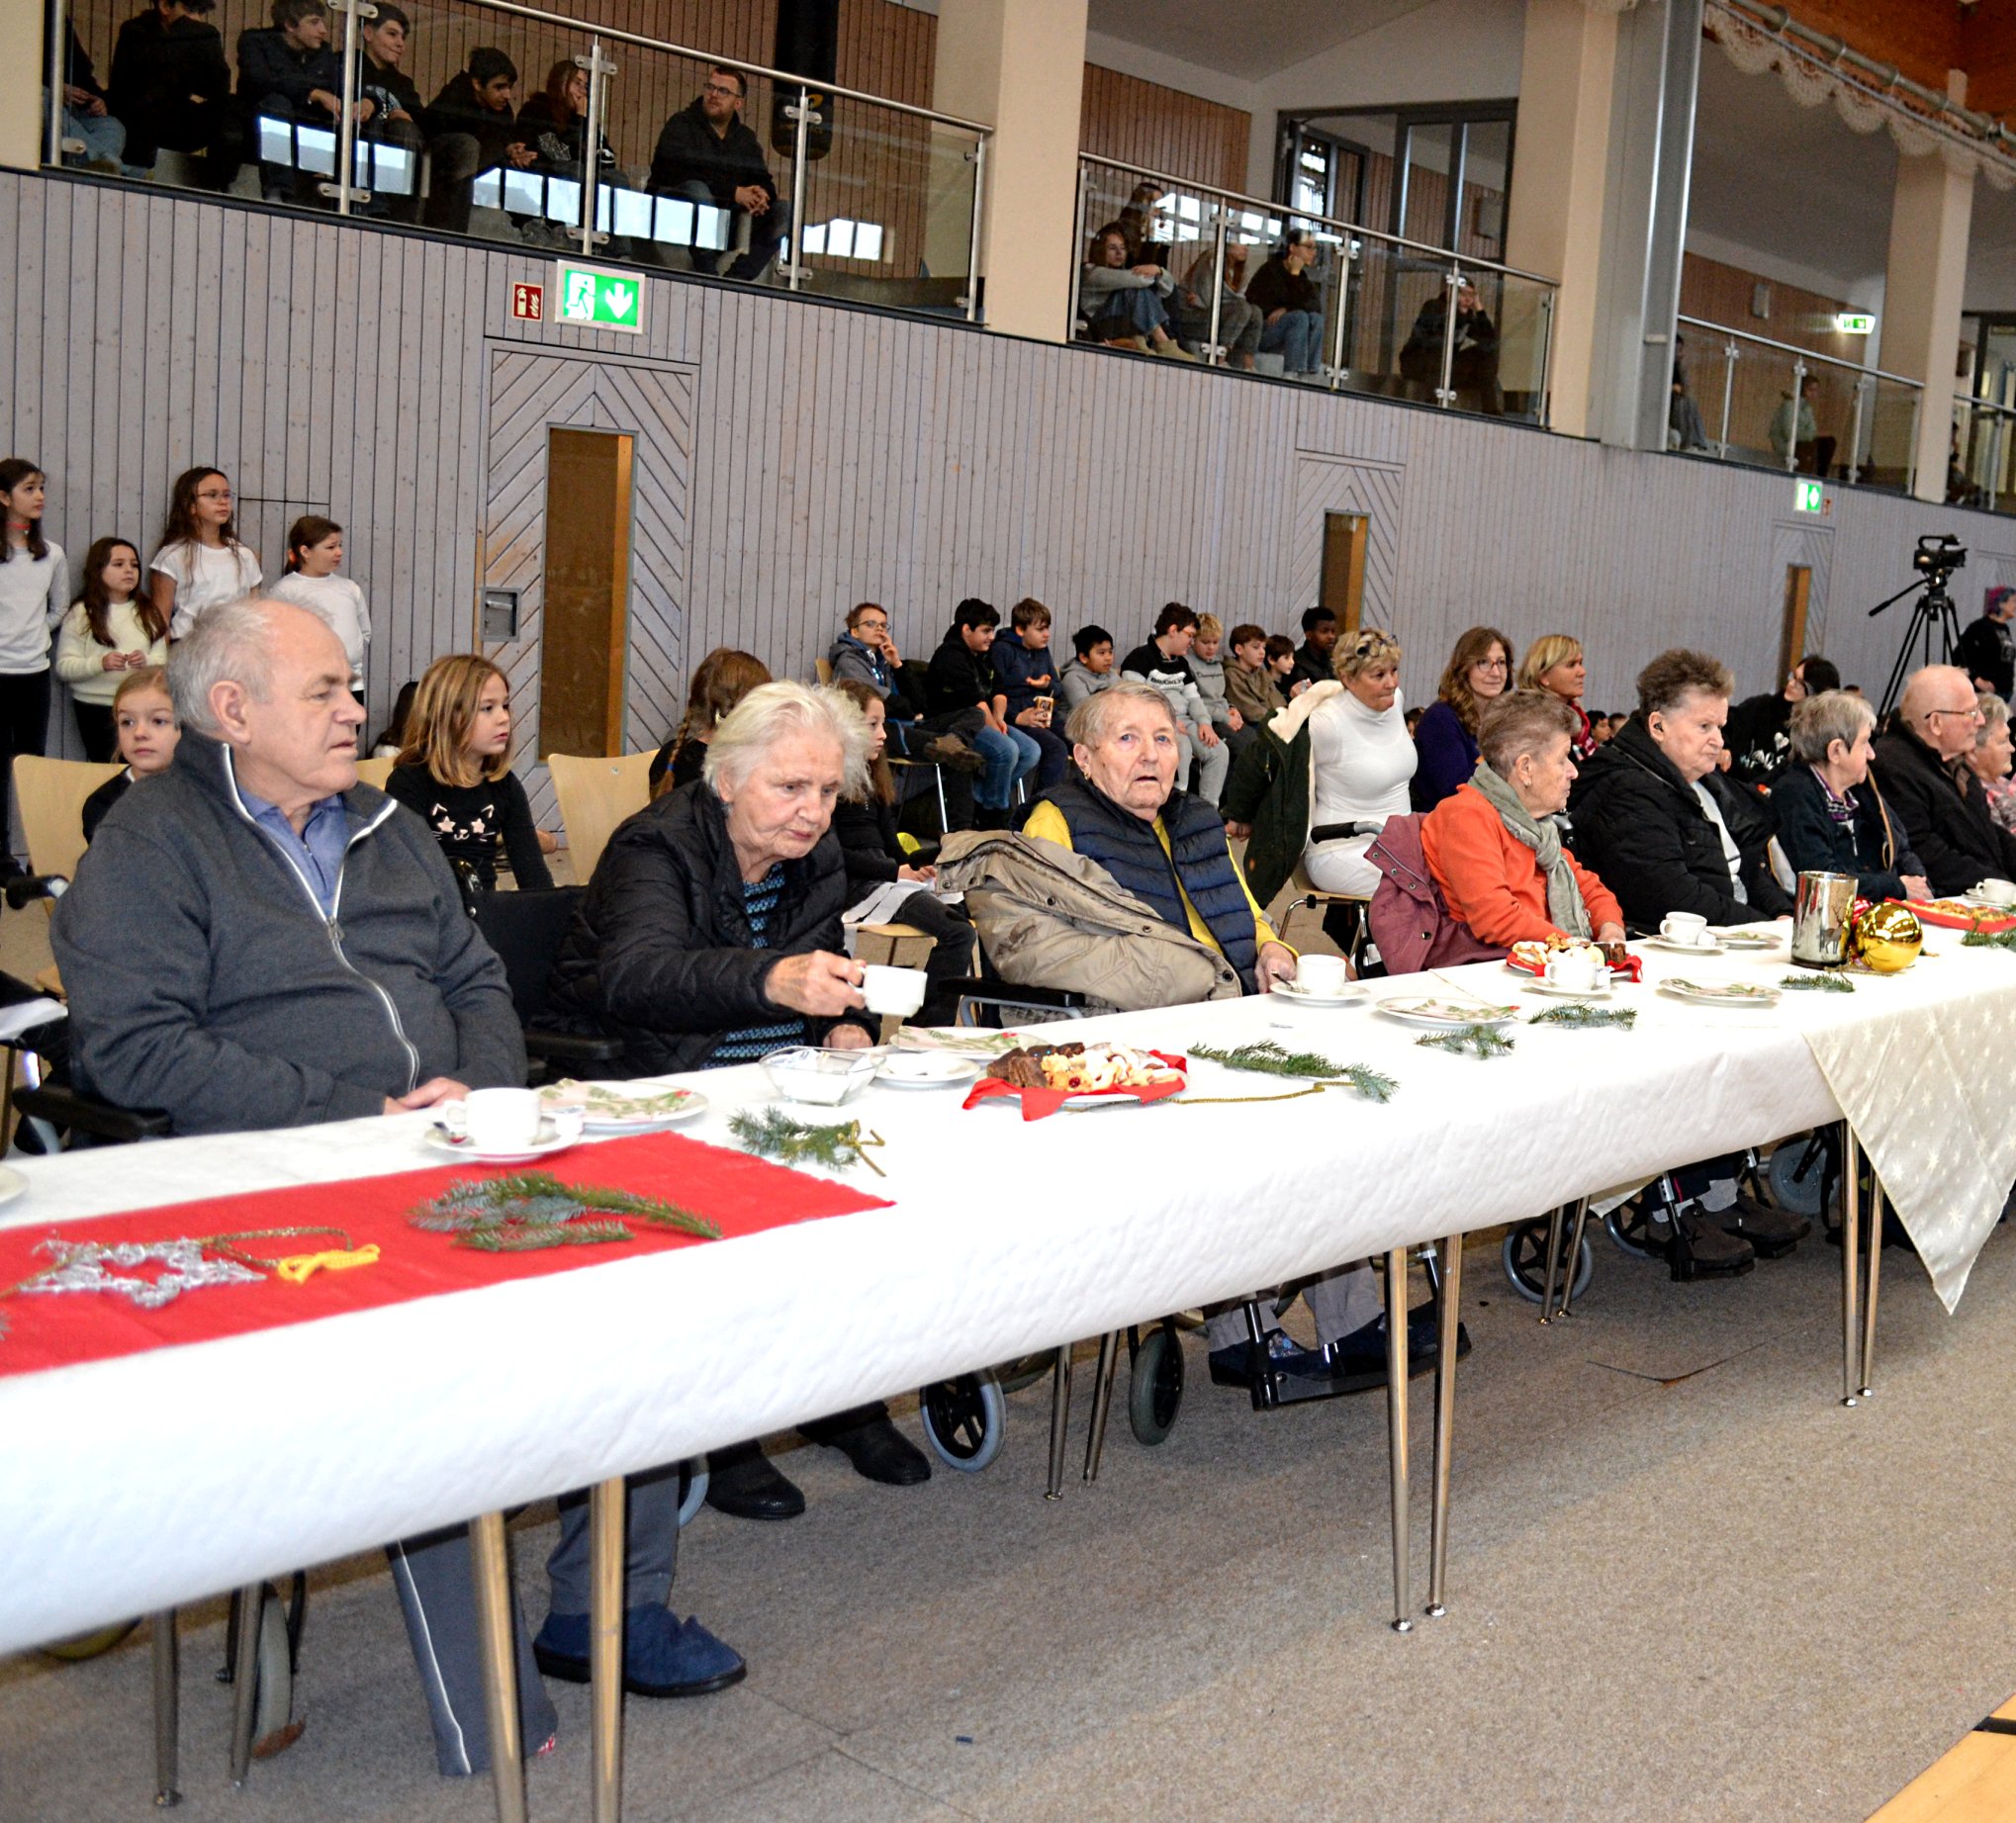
[919,1371,1006,1472]
[240,1583,302,1759]
[1502,1219,1594,1305]
[40,1617,139,1662]
[1766,1139,1829,1218]
[678,1461,708,1529]
[1605,1192,1672,1261]
[1127,1322,1184,1446]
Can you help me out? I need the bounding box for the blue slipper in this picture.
[533,1604,747,1698]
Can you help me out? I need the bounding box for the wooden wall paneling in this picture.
[1078,63,1250,193]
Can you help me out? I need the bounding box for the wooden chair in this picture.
[353,756,395,791]
[13,755,123,891]
[546,751,656,884]
[814,658,834,684]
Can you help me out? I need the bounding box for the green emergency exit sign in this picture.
[1793,479,1825,514]
[555,261,643,333]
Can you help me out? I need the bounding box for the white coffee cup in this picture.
[1294,955,1350,997]
[1544,949,1604,992]
[1660,912,1709,947]
[1976,877,2016,906]
[861,963,928,1017]
[461,1087,545,1151]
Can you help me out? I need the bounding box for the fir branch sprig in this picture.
[1189,1041,1398,1102]
[1963,927,2016,953]
[729,1107,887,1177]
[1778,970,1856,992]
[410,1172,719,1249]
[1415,1023,1515,1059]
[1525,1002,1639,1029]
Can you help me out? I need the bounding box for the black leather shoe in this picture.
[703,1442,805,1520]
[807,1413,932,1486]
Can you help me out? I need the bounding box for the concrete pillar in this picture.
[0,0,47,172]
[932,0,1089,343]
[1504,0,1619,439]
[1881,103,1974,503]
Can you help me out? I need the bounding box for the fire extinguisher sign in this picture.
[510,282,545,322]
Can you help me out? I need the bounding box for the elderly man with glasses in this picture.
[1872,664,2016,896]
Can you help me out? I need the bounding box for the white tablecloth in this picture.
[2,931,2009,1655]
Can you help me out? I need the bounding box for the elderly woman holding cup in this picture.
[1420,689,1625,953]
[1772,688,1930,902]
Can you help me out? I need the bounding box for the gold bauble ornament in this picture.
[1851,900,1923,974]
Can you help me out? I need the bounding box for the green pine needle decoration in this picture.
[410,1172,720,1250]
[1525,1002,1638,1029]
[1963,928,2016,953]
[1779,970,1856,992]
[729,1107,887,1177]
[1189,1041,1397,1102]
[1416,1023,1514,1059]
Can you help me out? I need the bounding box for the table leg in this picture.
[1382,1246,1413,1633]
[1840,1121,1863,1408]
[1425,1232,1463,1618]
[1081,1331,1119,1484]
[1538,1202,1566,1325]
[226,1586,261,1785]
[151,1609,180,1808]
[1860,1174,1883,1401]
[1556,1199,1592,1321]
[590,1476,625,1823]
[468,1510,527,1823]
[1045,1345,1074,1502]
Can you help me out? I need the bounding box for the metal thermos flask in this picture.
[1790,870,1858,968]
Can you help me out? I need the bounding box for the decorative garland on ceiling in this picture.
[1703,0,2016,192]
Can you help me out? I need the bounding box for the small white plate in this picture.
[425,1122,584,1165]
[0,1162,27,1209]
[1707,928,1780,951]
[874,1054,981,1090]
[1644,935,1726,956]
[1376,996,1518,1030]
[1659,978,1781,1008]
[1522,976,1613,1000]
[1270,981,1366,1009]
[545,1081,708,1133]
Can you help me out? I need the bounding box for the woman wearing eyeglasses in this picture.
[1412,625,1512,811]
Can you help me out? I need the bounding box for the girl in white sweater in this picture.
[0,458,68,876]
[55,537,171,760]
[270,515,370,694]
[149,466,261,639]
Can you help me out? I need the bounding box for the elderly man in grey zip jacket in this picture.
[52,598,743,1777]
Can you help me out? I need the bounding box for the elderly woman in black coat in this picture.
[551,680,930,1518]
[1772,689,1929,903]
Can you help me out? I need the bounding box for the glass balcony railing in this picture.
[1952,394,2016,514]
[1072,154,1557,426]
[42,0,989,324]
[1672,317,1922,496]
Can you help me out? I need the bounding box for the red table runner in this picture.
[0,1130,888,1379]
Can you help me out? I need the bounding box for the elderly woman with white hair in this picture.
[1967,689,2016,835]
[1773,688,1930,901]
[550,680,931,1520]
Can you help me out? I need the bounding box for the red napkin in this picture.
[1508,953,1643,984]
[961,1051,1189,1123]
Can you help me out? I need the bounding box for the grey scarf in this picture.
[1466,761,1592,939]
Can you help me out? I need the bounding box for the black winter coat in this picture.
[1956,613,2015,699]
[925,629,997,718]
[1566,716,1792,929]
[647,99,777,206]
[236,27,339,116]
[832,795,903,885]
[109,10,230,162]
[1770,766,1921,903]
[422,72,523,166]
[1869,723,2016,896]
[547,780,874,1076]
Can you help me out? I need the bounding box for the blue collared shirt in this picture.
[238,786,350,916]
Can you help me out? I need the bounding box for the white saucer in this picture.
[547,1082,708,1134]
[425,1123,584,1165]
[874,1054,981,1090]
[1270,981,1366,1009]
[1658,978,1781,1008]
[1644,935,1725,956]
[1376,996,1518,1031]
[1523,977,1612,1000]
[1708,929,1780,951]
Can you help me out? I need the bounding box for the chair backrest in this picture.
[814,658,834,685]
[472,886,585,1029]
[14,756,124,884]
[546,750,655,883]
[353,755,395,790]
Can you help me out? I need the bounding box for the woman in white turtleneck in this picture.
[1302,627,1416,896]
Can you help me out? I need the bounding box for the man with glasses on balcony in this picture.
[1873,665,2016,896]
[648,65,788,282]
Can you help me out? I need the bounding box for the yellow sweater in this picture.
[1022,799,1282,957]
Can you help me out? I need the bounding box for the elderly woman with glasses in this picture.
[1773,689,1929,902]
[1872,664,2016,896]
[1412,625,1512,811]
[1970,690,2016,834]
[1518,634,1596,762]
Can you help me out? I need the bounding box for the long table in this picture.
[5,927,2014,1813]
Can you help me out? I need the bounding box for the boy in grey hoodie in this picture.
[1188,612,1255,756]
[1056,622,1118,715]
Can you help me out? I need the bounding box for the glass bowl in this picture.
[761,1045,880,1106]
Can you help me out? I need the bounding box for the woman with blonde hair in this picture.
[387,653,552,891]
[650,648,772,796]
[1412,623,1513,810]
[1518,633,1595,762]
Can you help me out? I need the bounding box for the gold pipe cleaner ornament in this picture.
[409,1174,720,1250]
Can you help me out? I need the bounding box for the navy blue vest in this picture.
[1048,776,1259,989]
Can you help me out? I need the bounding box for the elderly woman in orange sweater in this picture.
[1421,689,1625,950]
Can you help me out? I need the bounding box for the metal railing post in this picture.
[785,81,813,292]
[576,38,614,257]
[44,0,66,166]
[962,134,985,322]
[1435,264,1460,408]
[329,0,370,216]
[1537,290,1556,428]
[1204,207,1227,365]
[1325,238,1354,391]
[1997,410,2012,513]
[1904,388,1921,499]
[1064,162,1089,339]
[1847,373,1870,486]
[1716,337,1737,457]
[1785,357,1807,473]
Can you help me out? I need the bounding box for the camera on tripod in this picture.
[1914,533,1967,583]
